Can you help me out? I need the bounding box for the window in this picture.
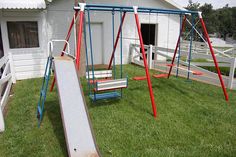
[7,21,39,49]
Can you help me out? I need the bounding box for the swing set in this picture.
[49,3,228,119]
[84,7,128,101]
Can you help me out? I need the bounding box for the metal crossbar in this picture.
[74,4,199,15]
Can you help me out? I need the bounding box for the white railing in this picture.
[0,55,13,132]
[129,43,236,90]
[48,40,73,58]
[181,40,236,58]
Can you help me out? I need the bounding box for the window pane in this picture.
[7,21,39,48]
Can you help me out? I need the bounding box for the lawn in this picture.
[0,64,236,157]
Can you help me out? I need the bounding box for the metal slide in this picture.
[54,57,99,157]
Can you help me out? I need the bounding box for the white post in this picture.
[129,44,134,64]
[228,58,236,89]
[8,53,16,84]
[148,45,153,69]
[0,105,4,132]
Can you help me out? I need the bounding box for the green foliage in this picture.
[186,0,200,11]
[185,1,236,41]
[0,65,236,157]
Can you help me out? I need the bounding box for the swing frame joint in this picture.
[79,3,86,11]
[133,6,138,14]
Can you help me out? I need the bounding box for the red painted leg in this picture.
[107,12,127,70]
[75,4,85,69]
[199,12,229,101]
[50,11,78,92]
[168,16,187,78]
[133,6,157,118]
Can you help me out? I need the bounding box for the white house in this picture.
[0,0,184,81]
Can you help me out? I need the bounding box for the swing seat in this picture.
[94,78,128,92]
[166,64,175,67]
[157,63,175,67]
[89,78,112,84]
[153,74,168,78]
[132,76,147,81]
[86,70,113,84]
[192,71,203,75]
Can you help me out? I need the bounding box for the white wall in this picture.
[0,0,181,80]
[46,0,181,65]
[0,10,48,80]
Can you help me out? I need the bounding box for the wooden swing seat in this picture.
[89,78,112,84]
[132,76,147,81]
[94,78,128,92]
[166,64,175,67]
[157,63,175,67]
[86,70,113,84]
[152,74,168,78]
[192,71,203,75]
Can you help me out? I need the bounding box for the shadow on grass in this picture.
[44,100,68,157]
[88,97,122,108]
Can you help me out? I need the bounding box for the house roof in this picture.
[0,0,46,9]
[164,0,186,10]
[0,0,183,11]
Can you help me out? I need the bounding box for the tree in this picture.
[217,8,233,40]
[199,3,216,34]
[186,0,200,11]
[185,2,236,41]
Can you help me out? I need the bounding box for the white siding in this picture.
[0,10,48,80]
[46,0,181,65]
[0,0,181,80]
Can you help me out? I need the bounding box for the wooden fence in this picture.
[129,43,236,90]
[0,54,13,132]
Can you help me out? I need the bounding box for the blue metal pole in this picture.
[75,7,198,16]
[187,15,195,80]
[112,10,116,79]
[87,9,96,100]
[120,11,123,79]
[120,10,123,97]
[39,56,53,126]
[74,4,199,15]
[176,14,183,77]
[83,13,91,95]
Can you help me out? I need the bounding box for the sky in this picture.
[172,0,236,9]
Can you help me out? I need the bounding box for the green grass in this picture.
[0,64,236,157]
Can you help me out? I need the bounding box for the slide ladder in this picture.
[37,56,53,126]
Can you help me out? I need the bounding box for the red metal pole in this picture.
[107,12,127,70]
[199,12,229,101]
[50,11,79,92]
[75,5,85,69]
[168,16,187,78]
[61,11,78,57]
[133,7,157,118]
